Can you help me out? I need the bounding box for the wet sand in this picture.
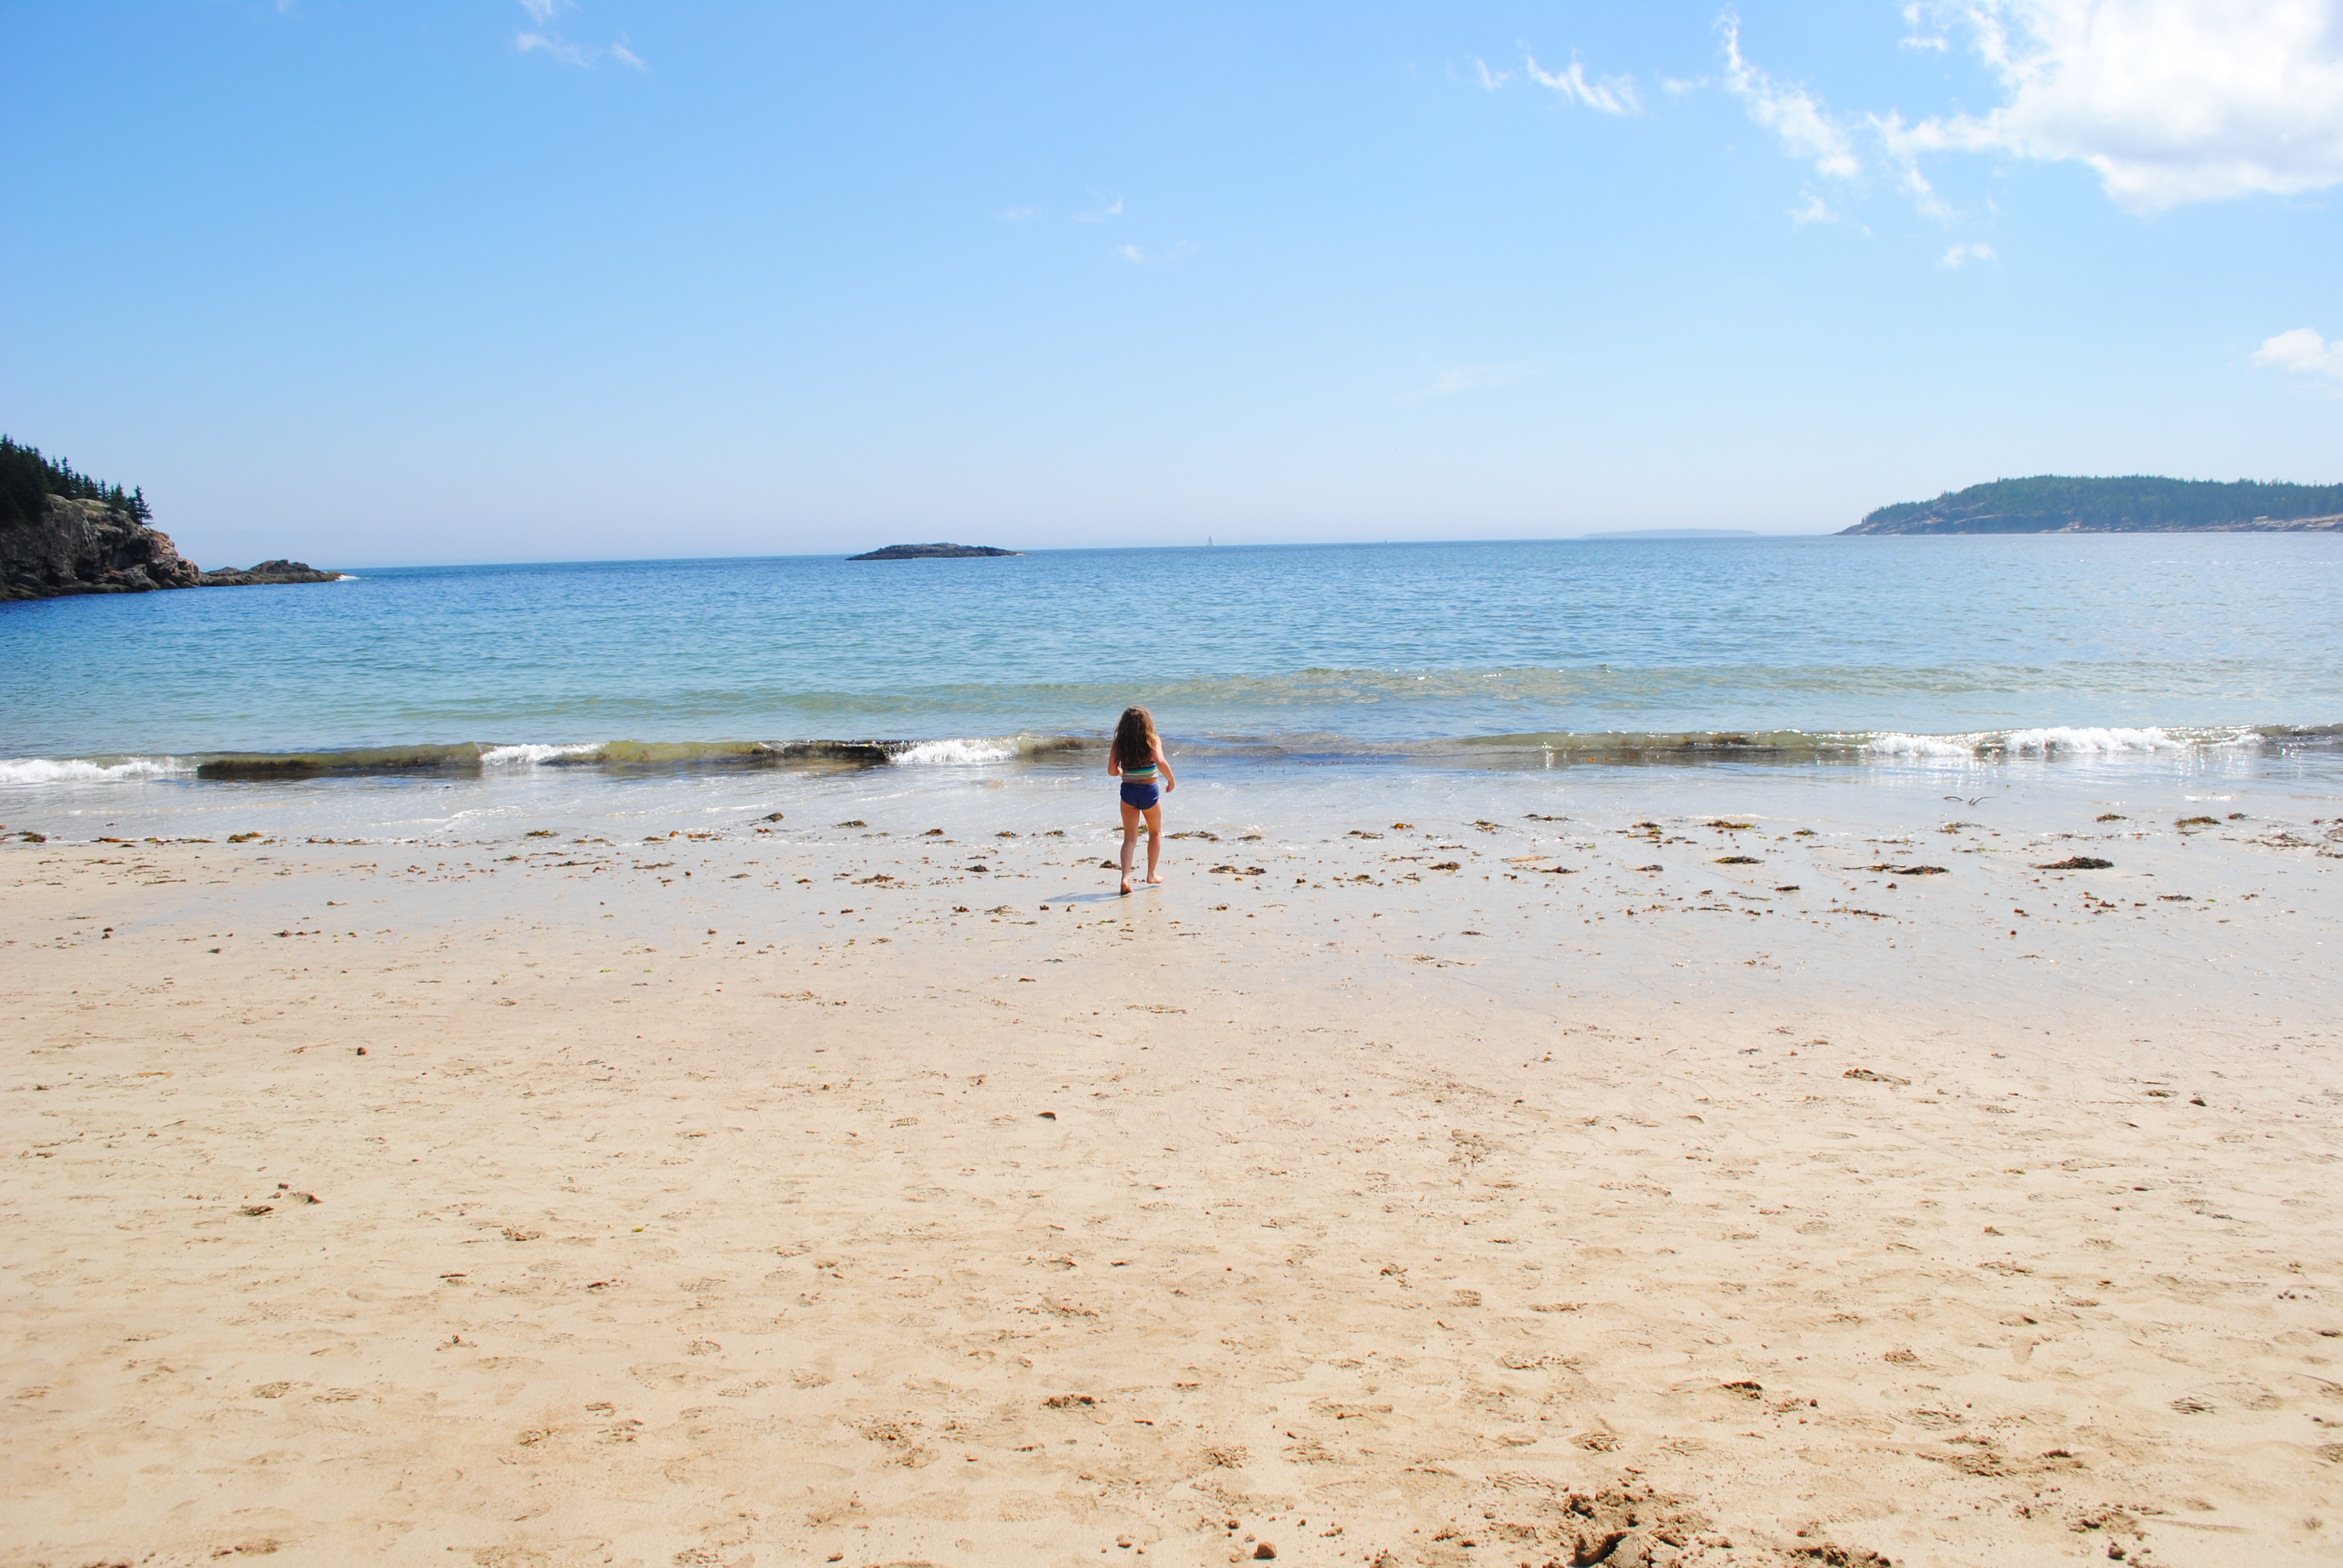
[4,798,2340,1567]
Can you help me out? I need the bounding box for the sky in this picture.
[2,1,2339,566]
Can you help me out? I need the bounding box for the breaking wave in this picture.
[0,723,2331,787]
[0,755,194,785]
[890,737,1020,765]
[479,743,606,767]
[1864,724,2278,763]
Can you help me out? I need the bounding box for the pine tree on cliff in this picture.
[0,436,151,529]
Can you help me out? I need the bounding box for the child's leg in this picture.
[1118,802,1141,892]
[1143,805,1164,882]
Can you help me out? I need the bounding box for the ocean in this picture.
[5,534,2341,842]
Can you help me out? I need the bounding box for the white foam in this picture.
[1864,732,1984,760]
[479,743,603,767]
[2001,726,2185,754]
[0,756,192,785]
[890,738,1017,766]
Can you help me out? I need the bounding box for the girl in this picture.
[1108,705,1176,895]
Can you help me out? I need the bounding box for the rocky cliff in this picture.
[1,496,341,601]
[1,495,202,600]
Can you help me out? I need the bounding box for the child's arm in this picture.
[1109,747,1124,778]
[1155,740,1175,792]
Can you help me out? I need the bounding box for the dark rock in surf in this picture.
[847,542,1021,560]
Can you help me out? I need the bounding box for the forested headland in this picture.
[1844,475,2343,535]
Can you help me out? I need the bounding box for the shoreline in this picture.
[4,721,2338,806]
[4,784,2338,1565]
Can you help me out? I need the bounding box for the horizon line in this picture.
[306,532,1838,573]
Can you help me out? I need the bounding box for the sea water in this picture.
[4,535,2340,841]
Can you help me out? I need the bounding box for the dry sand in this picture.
[4,801,2341,1567]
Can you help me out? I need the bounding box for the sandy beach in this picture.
[5,794,2341,1567]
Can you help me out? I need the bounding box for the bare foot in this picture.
[1119,877,1133,895]
[1145,874,1164,884]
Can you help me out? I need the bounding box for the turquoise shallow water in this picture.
[4,535,2341,781]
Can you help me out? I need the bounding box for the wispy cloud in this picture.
[1898,1,1951,50]
[1115,241,1195,265]
[1790,191,1838,224]
[1426,362,1539,397]
[2253,327,2343,378]
[1941,240,1997,266]
[1720,14,1860,178]
[517,31,594,66]
[514,1,644,71]
[995,206,1037,222]
[1073,198,1125,223]
[1472,57,1512,92]
[1525,53,1640,114]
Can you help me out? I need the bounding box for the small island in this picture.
[198,559,342,587]
[846,542,1021,561]
[1,437,338,600]
[1844,475,2343,535]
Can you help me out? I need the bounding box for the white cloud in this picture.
[1429,362,1539,396]
[515,1,642,71]
[1073,198,1124,223]
[1896,0,2343,212]
[995,207,1037,222]
[1941,240,1998,264]
[1790,191,1838,224]
[1472,57,1512,92]
[2253,327,2343,377]
[1525,53,1640,114]
[1720,15,1861,178]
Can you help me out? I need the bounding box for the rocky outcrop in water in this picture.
[198,560,342,587]
[1,495,203,600]
[847,542,1021,560]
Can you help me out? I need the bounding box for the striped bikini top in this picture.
[1122,760,1160,783]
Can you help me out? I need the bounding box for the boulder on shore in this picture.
[1,495,202,600]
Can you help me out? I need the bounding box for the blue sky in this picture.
[2,2,2339,566]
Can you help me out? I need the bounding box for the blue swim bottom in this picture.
[1119,782,1161,810]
